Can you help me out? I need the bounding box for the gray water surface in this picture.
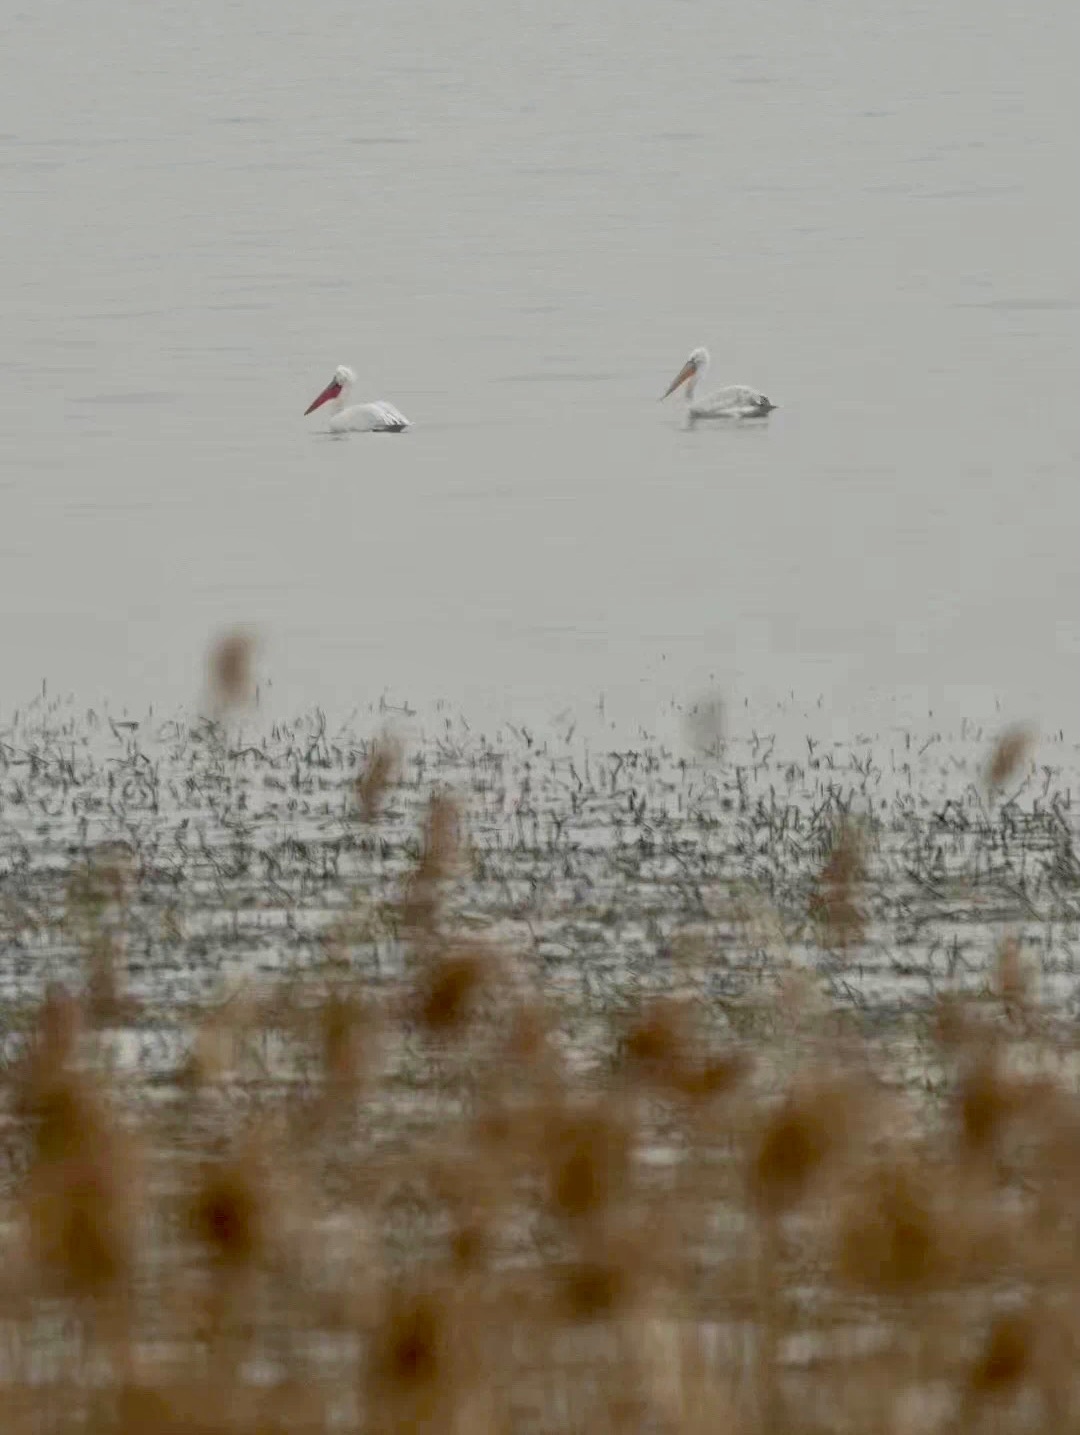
[2,0,1077,740]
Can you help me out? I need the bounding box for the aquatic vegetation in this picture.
[1,693,1079,1430]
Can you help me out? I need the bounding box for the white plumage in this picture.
[661,346,775,422]
[304,365,411,433]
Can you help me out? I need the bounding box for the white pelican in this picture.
[303,365,411,433]
[661,346,776,422]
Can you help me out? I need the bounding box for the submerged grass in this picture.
[1,693,1080,1430]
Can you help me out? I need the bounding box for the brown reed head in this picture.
[418,790,462,882]
[320,988,380,1093]
[21,1061,135,1301]
[968,1309,1035,1399]
[993,934,1030,1018]
[750,1078,863,1215]
[207,628,256,712]
[189,1153,268,1271]
[27,981,83,1079]
[9,707,1080,1434]
[27,1148,133,1300]
[836,1160,946,1294]
[414,944,491,1036]
[546,1105,631,1221]
[956,1051,1016,1159]
[400,790,464,931]
[621,998,691,1077]
[355,731,403,823]
[558,1250,633,1321]
[809,818,867,949]
[620,999,747,1104]
[365,1281,470,1433]
[985,722,1035,793]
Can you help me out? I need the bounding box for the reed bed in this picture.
[2,692,1080,1432]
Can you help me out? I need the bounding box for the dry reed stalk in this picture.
[620,998,747,1105]
[749,1076,864,1216]
[545,1104,632,1223]
[413,942,493,1037]
[365,1278,480,1435]
[836,1159,949,1295]
[992,934,1030,1023]
[401,789,464,931]
[317,986,381,1103]
[7,713,1080,1433]
[809,818,867,950]
[189,1152,270,1273]
[64,846,137,1025]
[355,731,403,823]
[17,1039,141,1392]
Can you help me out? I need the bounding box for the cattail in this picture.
[23,1071,135,1301]
[957,1053,1015,1159]
[28,1149,133,1300]
[751,1080,860,1215]
[321,989,378,1092]
[809,819,867,950]
[418,790,462,882]
[503,1000,555,1070]
[365,1282,469,1435]
[113,1384,180,1435]
[181,1012,234,1092]
[449,1218,490,1275]
[985,722,1034,793]
[837,1162,944,1293]
[373,1291,443,1389]
[86,929,132,1026]
[547,1107,630,1221]
[21,982,82,1092]
[414,946,490,1036]
[401,791,463,931]
[673,1053,748,1103]
[558,1254,632,1321]
[752,1106,830,1213]
[993,934,1029,1018]
[189,1154,268,1271]
[355,732,403,823]
[621,1000,746,1103]
[621,999,690,1079]
[207,628,256,712]
[555,1223,658,1323]
[968,1310,1035,1398]
[27,1072,103,1165]
[931,992,976,1052]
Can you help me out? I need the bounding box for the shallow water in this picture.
[3,701,1078,1038]
[2,0,1077,740]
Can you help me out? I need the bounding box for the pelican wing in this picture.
[365,400,411,431]
[332,401,412,433]
[692,384,775,419]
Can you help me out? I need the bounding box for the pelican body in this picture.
[661,346,775,422]
[304,365,411,433]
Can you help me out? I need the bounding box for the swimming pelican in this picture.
[661,347,776,422]
[303,365,411,433]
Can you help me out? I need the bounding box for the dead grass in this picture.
[1,707,1079,1432]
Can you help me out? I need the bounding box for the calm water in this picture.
[2,0,1077,742]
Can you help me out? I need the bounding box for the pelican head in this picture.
[304,364,356,415]
[661,346,709,400]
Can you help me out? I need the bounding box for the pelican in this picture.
[661,347,776,422]
[303,365,411,433]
